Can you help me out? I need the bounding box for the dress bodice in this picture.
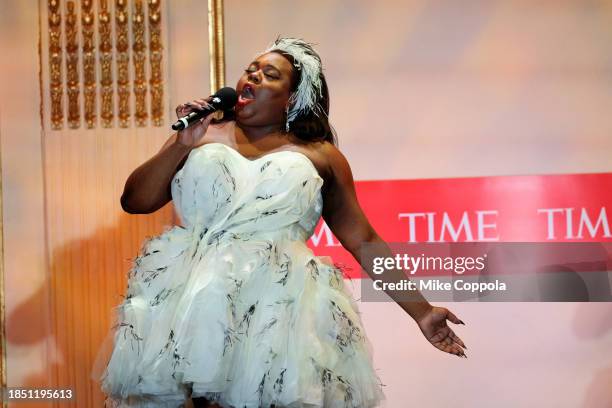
[171,142,324,241]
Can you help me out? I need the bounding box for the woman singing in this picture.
[97,37,467,408]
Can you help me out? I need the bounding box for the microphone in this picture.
[171,87,238,131]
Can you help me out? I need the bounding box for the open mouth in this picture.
[237,85,256,108]
[241,84,255,99]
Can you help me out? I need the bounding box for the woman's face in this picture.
[234,52,295,128]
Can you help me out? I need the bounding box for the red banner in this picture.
[307,172,612,278]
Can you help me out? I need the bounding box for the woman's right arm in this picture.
[120,99,214,214]
[120,134,193,214]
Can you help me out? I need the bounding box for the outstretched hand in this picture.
[416,306,468,358]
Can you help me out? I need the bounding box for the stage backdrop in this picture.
[0,1,611,407]
[308,172,612,278]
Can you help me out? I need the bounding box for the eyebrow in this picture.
[250,61,282,75]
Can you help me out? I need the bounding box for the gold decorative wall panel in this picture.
[148,0,164,126]
[44,0,167,129]
[98,0,114,127]
[48,0,64,130]
[65,1,80,129]
[132,0,148,127]
[115,0,130,127]
[81,0,96,128]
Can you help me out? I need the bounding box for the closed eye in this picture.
[244,64,280,80]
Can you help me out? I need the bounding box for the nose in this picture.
[247,70,261,84]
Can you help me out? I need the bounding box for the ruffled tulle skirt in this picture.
[93,225,385,408]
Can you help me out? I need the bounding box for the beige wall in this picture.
[224,0,612,181]
[0,1,49,397]
[1,1,611,407]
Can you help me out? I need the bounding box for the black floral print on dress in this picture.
[329,300,363,354]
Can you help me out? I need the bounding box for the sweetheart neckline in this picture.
[195,142,323,181]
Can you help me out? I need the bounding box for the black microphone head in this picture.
[212,87,238,110]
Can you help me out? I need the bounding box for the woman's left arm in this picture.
[320,144,468,358]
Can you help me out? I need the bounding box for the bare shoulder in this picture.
[304,141,353,186]
[316,141,350,166]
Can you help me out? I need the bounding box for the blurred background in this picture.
[0,0,611,406]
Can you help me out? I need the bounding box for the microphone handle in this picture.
[171,104,216,131]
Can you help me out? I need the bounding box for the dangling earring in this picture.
[285,105,290,133]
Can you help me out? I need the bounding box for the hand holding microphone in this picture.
[173,87,238,147]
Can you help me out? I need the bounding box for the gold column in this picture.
[115,0,131,127]
[148,0,164,126]
[132,0,148,127]
[65,1,81,128]
[48,0,64,130]
[99,0,114,127]
[81,0,97,128]
[207,0,225,94]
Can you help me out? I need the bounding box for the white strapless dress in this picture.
[97,142,386,408]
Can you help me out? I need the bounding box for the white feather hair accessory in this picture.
[260,37,324,130]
